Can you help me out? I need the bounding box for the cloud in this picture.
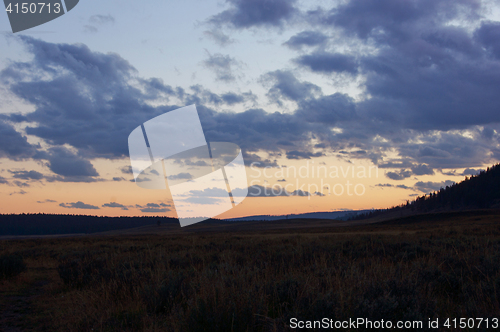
[375,183,394,188]
[37,199,57,203]
[239,184,311,197]
[45,175,103,183]
[59,201,100,210]
[475,21,500,59]
[289,189,311,196]
[183,196,224,205]
[294,52,358,74]
[89,14,115,25]
[375,183,412,190]
[102,202,128,210]
[13,181,29,188]
[309,0,481,41]
[208,0,298,29]
[203,52,241,82]
[244,153,279,168]
[198,106,328,157]
[0,120,39,160]
[396,131,494,169]
[331,1,498,131]
[385,169,412,180]
[0,37,350,169]
[295,93,357,124]
[204,29,235,47]
[0,176,9,184]
[10,170,44,180]
[146,203,161,208]
[1,36,161,160]
[46,147,98,177]
[245,185,288,197]
[4,14,500,186]
[286,150,323,160]
[411,164,434,176]
[121,166,133,174]
[135,202,171,210]
[461,168,483,176]
[131,177,151,183]
[83,25,98,34]
[185,187,229,197]
[140,207,170,213]
[85,15,115,34]
[220,92,244,105]
[284,31,328,50]
[262,70,321,105]
[9,190,27,195]
[417,147,451,158]
[414,180,455,193]
[167,172,193,181]
[184,85,256,106]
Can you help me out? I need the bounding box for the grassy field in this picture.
[1,211,500,331]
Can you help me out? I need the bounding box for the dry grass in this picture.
[1,212,500,331]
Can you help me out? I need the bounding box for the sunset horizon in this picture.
[1,0,500,221]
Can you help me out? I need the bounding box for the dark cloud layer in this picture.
[308,0,500,131]
[1,36,160,159]
[3,0,500,195]
[0,37,262,178]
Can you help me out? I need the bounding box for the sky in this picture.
[1,0,500,219]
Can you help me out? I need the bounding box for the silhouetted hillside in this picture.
[0,214,177,236]
[352,163,500,220]
[224,210,370,222]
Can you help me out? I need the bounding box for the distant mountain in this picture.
[351,163,500,220]
[225,210,370,222]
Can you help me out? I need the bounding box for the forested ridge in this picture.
[351,163,500,220]
[0,214,177,236]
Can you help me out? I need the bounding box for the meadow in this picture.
[1,211,500,331]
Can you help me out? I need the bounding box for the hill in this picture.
[224,210,369,222]
[352,163,500,220]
